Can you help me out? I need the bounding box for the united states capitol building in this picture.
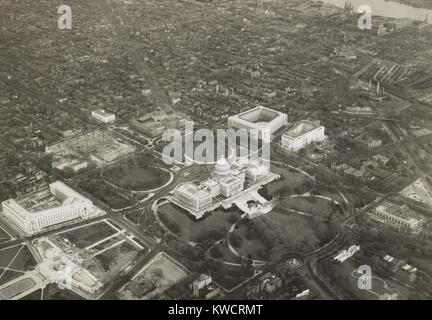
[171,157,278,219]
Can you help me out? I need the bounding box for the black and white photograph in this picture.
[1,0,432,308]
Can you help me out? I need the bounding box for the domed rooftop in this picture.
[213,156,231,177]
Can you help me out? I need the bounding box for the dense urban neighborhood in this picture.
[1,0,432,301]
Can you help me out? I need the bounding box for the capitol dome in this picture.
[213,157,231,178]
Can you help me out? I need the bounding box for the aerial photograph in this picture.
[1,0,432,308]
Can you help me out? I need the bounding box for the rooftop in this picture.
[238,107,279,124]
[92,109,114,117]
[176,183,211,199]
[375,201,424,223]
[2,181,92,219]
[16,191,62,213]
[284,120,322,138]
[221,176,242,185]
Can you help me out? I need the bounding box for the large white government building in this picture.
[91,109,115,123]
[228,106,288,140]
[281,120,326,151]
[370,202,424,232]
[173,183,213,212]
[172,157,272,218]
[1,181,103,235]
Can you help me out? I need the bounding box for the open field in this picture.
[19,289,42,300]
[230,221,270,261]
[238,208,340,255]
[262,209,339,250]
[158,203,241,244]
[266,165,314,197]
[0,226,13,243]
[50,220,144,283]
[0,270,22,287]
[76,171,135,210]
[37,284,84,300]
[207,261,255,292]
[103,166,170,191]
[209,241,243,265]
[0,246,21,268]
[0,278,36,299]
[411,257,432,276]
[177,165,211,184]
[0,244,37,287]
[124,210,141,225]
[55,221,118,249]
[280,196,340,219]
[121,252,190,300]
[320,257,415,300]
[18,285,83,300]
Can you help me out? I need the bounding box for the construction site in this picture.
[45,130,136,171]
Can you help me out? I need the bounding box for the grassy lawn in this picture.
[249,209,340,254]
[93,234,125,251]
[0,270,21,286]
[410,257,432,275]
[208,262,255,291]
[76,171,134,210]
[0,278,36,299]
[178,165,211,184]
[321,259,377,299]
[158,203,240,244]
[9,246,37,272]
[0,245,21,268]
[267,165,314,196]
[231,222,270,261]
[104,166,170,191]
[320,258,413,300]
[262,211,321,248]
[0,244,37,287]
[281,196,336,219]
[125,211,140,225]
[19,289,42,300]
[55,221,118,249]
[0,226,12,242]
[101,191,133,210]
[49,222,142,284]
[41,284,84,300]
[209,241,243,264]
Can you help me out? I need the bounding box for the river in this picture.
[317,0,432,23]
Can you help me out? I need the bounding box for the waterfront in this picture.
[318,0,432,23]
